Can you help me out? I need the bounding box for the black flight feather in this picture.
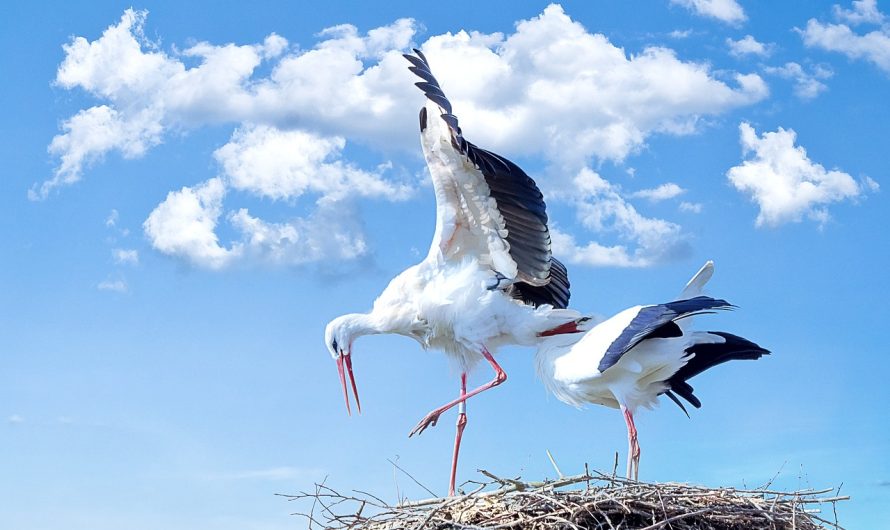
[661,331,769,411]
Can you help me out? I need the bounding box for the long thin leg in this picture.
[409,347,506,437]
[621,405,641,480]
[448,372,468,497]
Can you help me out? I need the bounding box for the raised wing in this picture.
[597,296,733,373]
[404,49,566,306]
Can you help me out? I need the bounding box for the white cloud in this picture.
[418,4,766,167]
[7,414,24,424]
[679,201,703,213]
[630,182,686,202]
[727,35,772,57]
[105,209,119,227]
[143,177,370,269]
[45,6,770,269]
[551,169,689,267]
[727,122,875,227]
[671,0,747,25]
[833,0,886,25]
[42,5,767,195]
[98,278,128,293]
[143,178,237,269]
[800,2,890,74]
[228,206,368,266]
[669,29,693,39]
[33,104,163,199]
[205,466,321,481]
[765,62,833,100]
[214,125,410,202]
[112,248,139,265]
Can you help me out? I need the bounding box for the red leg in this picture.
[409,347,506,437]
[448,372,468,497]
[621,405,641,480]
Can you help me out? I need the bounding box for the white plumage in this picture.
[535,261,769,480]
[324,49,580,496]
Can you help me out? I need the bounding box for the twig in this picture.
[387,458,438,498]
[546,449,564,479]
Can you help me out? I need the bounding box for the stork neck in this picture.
[342,312,389,340]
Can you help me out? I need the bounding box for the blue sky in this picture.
[2,0,888,528]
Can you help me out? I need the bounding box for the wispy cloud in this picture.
[204,466,322,481]
[7,414,24,424]
[669,29,693,39]
[97,278,128,293]
[670,0,747,25]
[679,201,703,213]
[799,0,890,74]
[630,182,686,202]
[551,169,689,267]
[112,248,139,265]
[764,62,833,100]
[105,209,119,228]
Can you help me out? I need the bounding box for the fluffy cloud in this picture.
[45,5,770,269]
[552,169,689,267]
[143,177,370,269]
[727,123,876,227]
[727,35,772,57]
[214,125,410,202]
[671,0,747,25]
[142,124,407,269]
[764,62,833,100]
[34,105,163,199]
[42,5,767,195]
[800,1,890,73]
[418,5,766,167]
[38,8,417,199]
[630,182,686,202]
[143,178,236,269]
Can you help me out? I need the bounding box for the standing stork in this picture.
[534,261,769,480]
[324,49,583,496]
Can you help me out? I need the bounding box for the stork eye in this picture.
[331,339,339,352]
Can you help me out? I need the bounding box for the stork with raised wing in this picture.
[535,261,769,480]
[324,49,584,496]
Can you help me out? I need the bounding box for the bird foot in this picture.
[408,410,442,437]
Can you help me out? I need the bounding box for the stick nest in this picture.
[281,470,848,530]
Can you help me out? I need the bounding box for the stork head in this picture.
[324,314,362,415]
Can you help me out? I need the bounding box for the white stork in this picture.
[534,261,769,480]
[324,49,584,496]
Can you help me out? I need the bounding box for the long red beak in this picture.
[336,351,361,415]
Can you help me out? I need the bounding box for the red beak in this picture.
[336,351,361,415]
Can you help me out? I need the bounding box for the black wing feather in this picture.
[597,296,734,374]
[662,331,769,411]
[512,258,571,309]
[403,49,558,289]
